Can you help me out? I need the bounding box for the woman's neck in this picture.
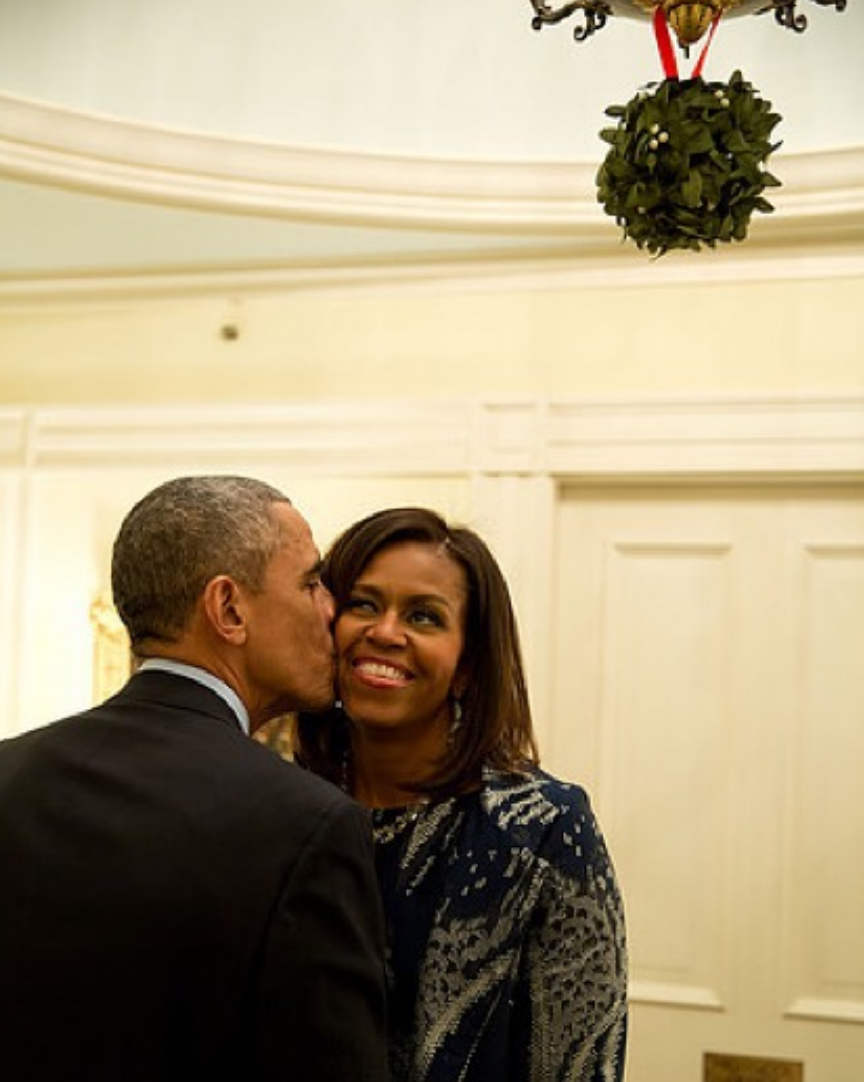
[353,775,426,809]
[350,726,445,809]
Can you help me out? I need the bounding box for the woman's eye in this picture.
[344,597,377,615]
[409,608,443,628]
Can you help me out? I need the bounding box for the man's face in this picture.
[242,503,336,726]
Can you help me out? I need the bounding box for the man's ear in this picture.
[201,575,248,645]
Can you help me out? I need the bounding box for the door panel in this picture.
[548,485,864,1082]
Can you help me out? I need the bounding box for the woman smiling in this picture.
[295,507,628,1082]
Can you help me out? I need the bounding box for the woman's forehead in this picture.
[358,540,466,592]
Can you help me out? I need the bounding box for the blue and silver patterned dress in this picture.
[371,766,628,1082]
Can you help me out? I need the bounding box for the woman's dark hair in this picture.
[294,507,539,798]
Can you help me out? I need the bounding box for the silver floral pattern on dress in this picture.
[372,767,628,1082]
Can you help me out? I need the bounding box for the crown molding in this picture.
[0,91,601,230]
[1,210,863,307]
[2,91,863,301]
[2,90,863,234]
[2,239,863,307]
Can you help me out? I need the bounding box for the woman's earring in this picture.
[449,697,463,746]
[340,745,351,794]
[339,715,353,794]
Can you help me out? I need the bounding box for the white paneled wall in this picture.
[549,482,864,1080]
[783,539,864,1024]
[3,395,863,727]
[2,395,863,1081]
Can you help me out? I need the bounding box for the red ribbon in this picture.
[653,6,679,79]
[653,5,722,81]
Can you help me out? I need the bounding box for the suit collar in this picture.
[118,668,246,734]
[136,659,249,734]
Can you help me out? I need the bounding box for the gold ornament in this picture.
[626,0,748,46]
[663,0,721,45]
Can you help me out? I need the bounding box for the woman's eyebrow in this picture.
[352,583,454,609]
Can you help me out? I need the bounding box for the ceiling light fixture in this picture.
[528,0,846,49]
[527,1,847,255]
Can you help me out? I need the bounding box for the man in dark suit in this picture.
[0,475,389,1081]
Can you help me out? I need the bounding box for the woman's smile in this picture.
[351,657,414,688]
[335,540,467,736]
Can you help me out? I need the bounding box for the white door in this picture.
[547,484,864,1082]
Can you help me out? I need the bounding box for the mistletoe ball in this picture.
[596,70,782,256]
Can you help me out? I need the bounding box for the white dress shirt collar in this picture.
[137,658,250,736]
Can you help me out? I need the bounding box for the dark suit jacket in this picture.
[0,670,389,1081]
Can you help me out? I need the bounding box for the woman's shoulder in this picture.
[479,765,599,840]
[478,766,615,881]
[483,764,591,812]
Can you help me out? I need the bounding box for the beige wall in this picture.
[3,273,864,405]
[2,274,863,1079]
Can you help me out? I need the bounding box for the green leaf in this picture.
[680,171,703,207]
[685,128,715,155]
[724,130,749,153]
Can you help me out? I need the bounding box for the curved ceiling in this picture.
[1,0,859,157]
[0,0,861,289]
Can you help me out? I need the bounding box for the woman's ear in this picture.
[201,575,247,645]
[452,662,470,702]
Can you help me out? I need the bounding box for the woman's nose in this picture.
[365,609,405,645]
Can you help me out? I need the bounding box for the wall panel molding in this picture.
[629,981,725,1012]
[0,474,24,729]
[785,998,864,1025]
[478,396,864,480]
[24,401,472,473]
[0,410,28,467]
[2,397,862,477]
[545,396,864,479]
[779,539,864,1028]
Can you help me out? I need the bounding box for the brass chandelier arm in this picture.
[529,1,613,42]
[758,0,847,34]
[529,0,846,44]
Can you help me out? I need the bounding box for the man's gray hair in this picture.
[112,475,290,651]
